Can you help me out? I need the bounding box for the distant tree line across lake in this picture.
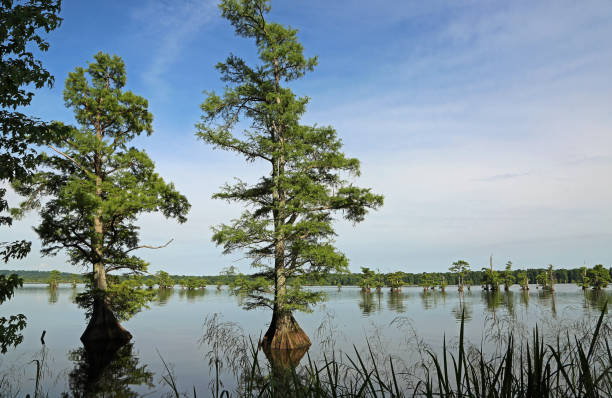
[3,264,610,289]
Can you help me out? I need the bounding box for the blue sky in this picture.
[3,0,612,275]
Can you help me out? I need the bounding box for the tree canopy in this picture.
[13,52,190,328]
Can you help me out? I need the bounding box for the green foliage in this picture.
[439,275,448,291]
[75,275,155,322]
[502,261,515,289]
[47,269,60,288]
[144,278,155,289]
[0,273,26,353]
[13,52,190,320]
[155,271,174,289]
[358,267,376,291]
[587,264,611,290]
[420,273,435,291]
[517,271,529,290]
[0,0,62,263]
[482,268,500,291]
[197,0,383,315]
[449,260,470,289]
[577,266,590,289]
[182,277,207,290]
[536,272,549,289]
[387,271,404,290]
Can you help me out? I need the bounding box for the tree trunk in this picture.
[81,295,132,343]
[81,262,132,344]
[262,310,310,350]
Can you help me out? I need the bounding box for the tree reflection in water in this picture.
[451,299,473,322]
[387,291,406,313]
[156,288,173,305]
[583,289,611,313]
[178,287,206,303]
[537,289,557,318]
[420,290,445,310]
[261,344,310,396]
[48,287,58,304]
[358,291,380,315]
[519,289,530,308]
[63,342,154,397]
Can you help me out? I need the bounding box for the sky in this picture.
[2,0,612,275]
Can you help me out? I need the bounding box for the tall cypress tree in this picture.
[14,52,190,343]
[197,0,383,350]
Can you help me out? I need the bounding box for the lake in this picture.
[1,283,610,396]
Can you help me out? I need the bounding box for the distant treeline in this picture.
[3,266,611,286]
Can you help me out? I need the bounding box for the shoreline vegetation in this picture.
[2,265,611,288]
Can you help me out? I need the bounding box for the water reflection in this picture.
[387,291,406,313]
[358,291,381,315]
[156,288,173,305]
[178,287,207,302]
[261,346,309,396]
[64,342,154,397]
[537,290,557,318]
[519,290,530,308]
[420,290,446,310]
[451,300,473,322]
[583,289,611,313]
[48,287,59,304]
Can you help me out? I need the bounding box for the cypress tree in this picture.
[197,0,383,350]
[14,52,190,343]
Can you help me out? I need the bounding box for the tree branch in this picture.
[124,238,174,253]
[47,144,89,174]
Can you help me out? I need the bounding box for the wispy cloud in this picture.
[133,0,217,98]
[477,172,530,182]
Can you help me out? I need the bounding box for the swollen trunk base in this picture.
[80,298,132,344]
[262,312,311,350]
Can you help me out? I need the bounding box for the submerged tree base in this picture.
[81,298,132,344]
[261,313,311,350]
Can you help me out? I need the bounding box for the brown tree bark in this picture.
[261,310,311,350]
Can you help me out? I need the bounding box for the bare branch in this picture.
[124,238,174,254]
[47,144,89,174]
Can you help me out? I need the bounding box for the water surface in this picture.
[1,284,609,396]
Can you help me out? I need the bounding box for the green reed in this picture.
[194,302,610,397]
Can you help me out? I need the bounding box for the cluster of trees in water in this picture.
[4,262,610,292]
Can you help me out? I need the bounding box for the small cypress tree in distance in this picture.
[587,264,611,290]
[196,0,383,350]
[502,261,515,291]
[517,271,529,290]
[13,52,190,344]
[449,260,470,292]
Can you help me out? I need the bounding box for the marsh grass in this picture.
[169,302,610,397]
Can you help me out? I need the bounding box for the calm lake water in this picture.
[1,284,610,396]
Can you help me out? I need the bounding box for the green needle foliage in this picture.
[587,264,611,290]
[503,261,515,291]
[46,269,60,288]
[517,271,529,290]
[196,0,382,348]
[13,52,190,323]
[0,0,62,262]
[449,260,470,292]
